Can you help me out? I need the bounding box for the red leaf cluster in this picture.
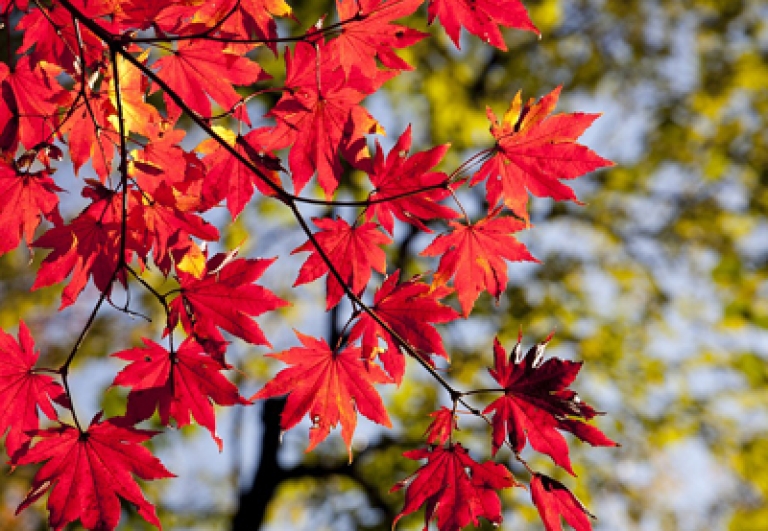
[0,0,616,529]
[252,332,392,460]
[392,443,517,531]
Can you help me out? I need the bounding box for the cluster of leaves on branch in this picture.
[0,0,616,529]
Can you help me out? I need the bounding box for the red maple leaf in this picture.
[153,40,267,123]
[365,125,457,234]
[331,0,428,78]
[192,0,295,53]
[0,321,67,459]
[123,128,223,275]
[14,414,174,531]
[16,3,105,73]
[471,87,614,222]
[424,406,457,446]
[348,270,459,383]
[108,48,164,139]
[0,57,69,152]
[483,334,618,474]
[61,86,119,182]
[32,182,138,309]
[199,127,284,218]
[531,473,594,531]
[168,254,289,350]
[266,41,390,198]
[129,182,220,276]
[113,0,173,31]
[128,128,205,201]
[252,332,392,460]
[0,160,63,256]
[421,207,538,317]
[391,443,516,531]
[293,216,391,310]
[427,0,538,50]
[0,65,17,153]
[112,337,248,450]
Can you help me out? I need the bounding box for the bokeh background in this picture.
[2,0,768,530]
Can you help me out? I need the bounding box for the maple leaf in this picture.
[0,57,69,152]
[293,216,391,310]
[365,125,457,234]
[16,3,105,73]
[129,128,206,201]
[198,126,284,218]
[0,160,63,256]
[32,182,138,309]
[0,65,17,154]
[531,473,594,531]
[483,334,618,474]
[114,0,173,31]
[14,414,174,531]
[471,87,614,222]
[252,332,392,460]
[421,207,538,317]
[391,443,516,531]
[0,321,67,459]
[348,270,458,383]
[108,48,164,138]
[112,337,248,450]
[266,41,389,198]
[153,40,268,123]
[129,181,220,276]
[424,406,457,446]
[168,254,289,350]
[331,0,428,78]
[427,0,538,50]
[61,86,119,182]
[192,0,295,53]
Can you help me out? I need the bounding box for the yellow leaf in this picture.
[176,241,207,279]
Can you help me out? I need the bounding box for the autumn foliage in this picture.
[0,0,615,529]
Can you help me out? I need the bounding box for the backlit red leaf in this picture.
[0,321,66,459]
[427,0,538,50]
[61,87,119,182]
[32,182,137,309]
[471,87,614,222]
[199,127,284,218]
[331,0,427,78]
[112,338,248,450]
[365,125,457,234]
[391,443,516,531]
[252,332,392,460]
[0,57,69,152]
[14,415,174,531]
[293,216,391,310]
[193,0,294,53]
[154,40,267,123]
[424,406,457,446]
[0,160,62,256]
[266,41,388,198]
[16,3,105,72]
[348,270,458,383]
[421,207,538,316]
[483,334,618,473]
[531,473,594,531]
[168,254,289,349]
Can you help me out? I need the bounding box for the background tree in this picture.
[1,1,767,531]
